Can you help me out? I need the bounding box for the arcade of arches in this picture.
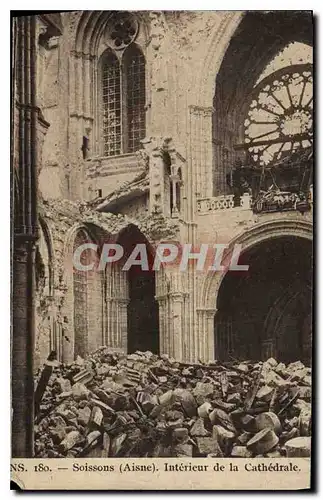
[69,224,160,361]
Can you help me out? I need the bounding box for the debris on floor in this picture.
[34,349,312,458]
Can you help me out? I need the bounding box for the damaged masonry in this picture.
[34,349,311,458]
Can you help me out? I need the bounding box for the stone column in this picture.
[149,146,165,214]
[12,241,36,457]
[189,105,214,201]
[169,293,184,359]
[83,55,91,118]
[12,15,38,458]
[197,308,216,363]
[119,299,129,352]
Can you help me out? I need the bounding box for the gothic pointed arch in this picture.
[71,11,148,159]
[212,11,313,198]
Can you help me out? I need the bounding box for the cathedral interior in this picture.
[12,11,313,456]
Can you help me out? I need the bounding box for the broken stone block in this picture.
[86,430,101,449]
[213,425,235,454]
[57,408,77,422]
[281,428,299,442]
[75,355,85,366]
[240,414,256,432]
[50,426,66,445]
[96,364,111,376]
[159,390,175,407]
[89,397,115,416]
[90,406,103,427]
[197,402,213,418]
[263,370,288,388]
[287,361,305,373]
[213,399,236,412]
[59,430,80,452]
[256,385,274,402]
[209,408,235,432]
[101,378,124,393]
[173,443,193,457]
[298,386,311,401]
[193,382,214,399]
[227,392,241,405]
[254,412,282,435]
[196,437,223,457]
[77,406,91,426]
[114,371,138,387]
[299,406,311,436]
[284,416,299,431]
[237,431,252,445]
[285,437,311,457]
[265,358,278,368]
[190,418,210,437]
[231,446,252,458]
[56,377,72,393]
[73,369,94,385]
[266,450,282,458]
[174,388,197,417]
[142,399,158,414]
[247,428,279,455]
[236,363,249,374]
[275,362,286,374]
[71,383,90,401]
[101,433,110,458]
[110,433,128,457]
[173,427,189,443]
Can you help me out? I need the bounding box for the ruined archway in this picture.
[212,11,313,196]
[116,224,159,354]
[214,235,312,364]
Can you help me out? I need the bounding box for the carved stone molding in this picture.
[189,104,214,117]
[148,11,166,51]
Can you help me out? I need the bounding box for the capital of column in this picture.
[189,105,214,117]
[197,307,217,317]
[169,292,185,302]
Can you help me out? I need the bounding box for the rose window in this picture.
[244,63,313,166]
[107,12,138,50]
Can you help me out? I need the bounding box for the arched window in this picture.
[101,14,145,157]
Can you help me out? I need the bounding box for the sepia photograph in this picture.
[11,9,313,490]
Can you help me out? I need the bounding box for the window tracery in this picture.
[101,13,146,157]
[244,63,313,167]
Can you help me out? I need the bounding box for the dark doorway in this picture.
[117,225,160,354]
[214,236,312,364]
[128,266,159,354]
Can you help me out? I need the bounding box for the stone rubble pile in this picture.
[34,349,311,459]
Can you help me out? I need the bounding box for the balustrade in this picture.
[197,193,252,214]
